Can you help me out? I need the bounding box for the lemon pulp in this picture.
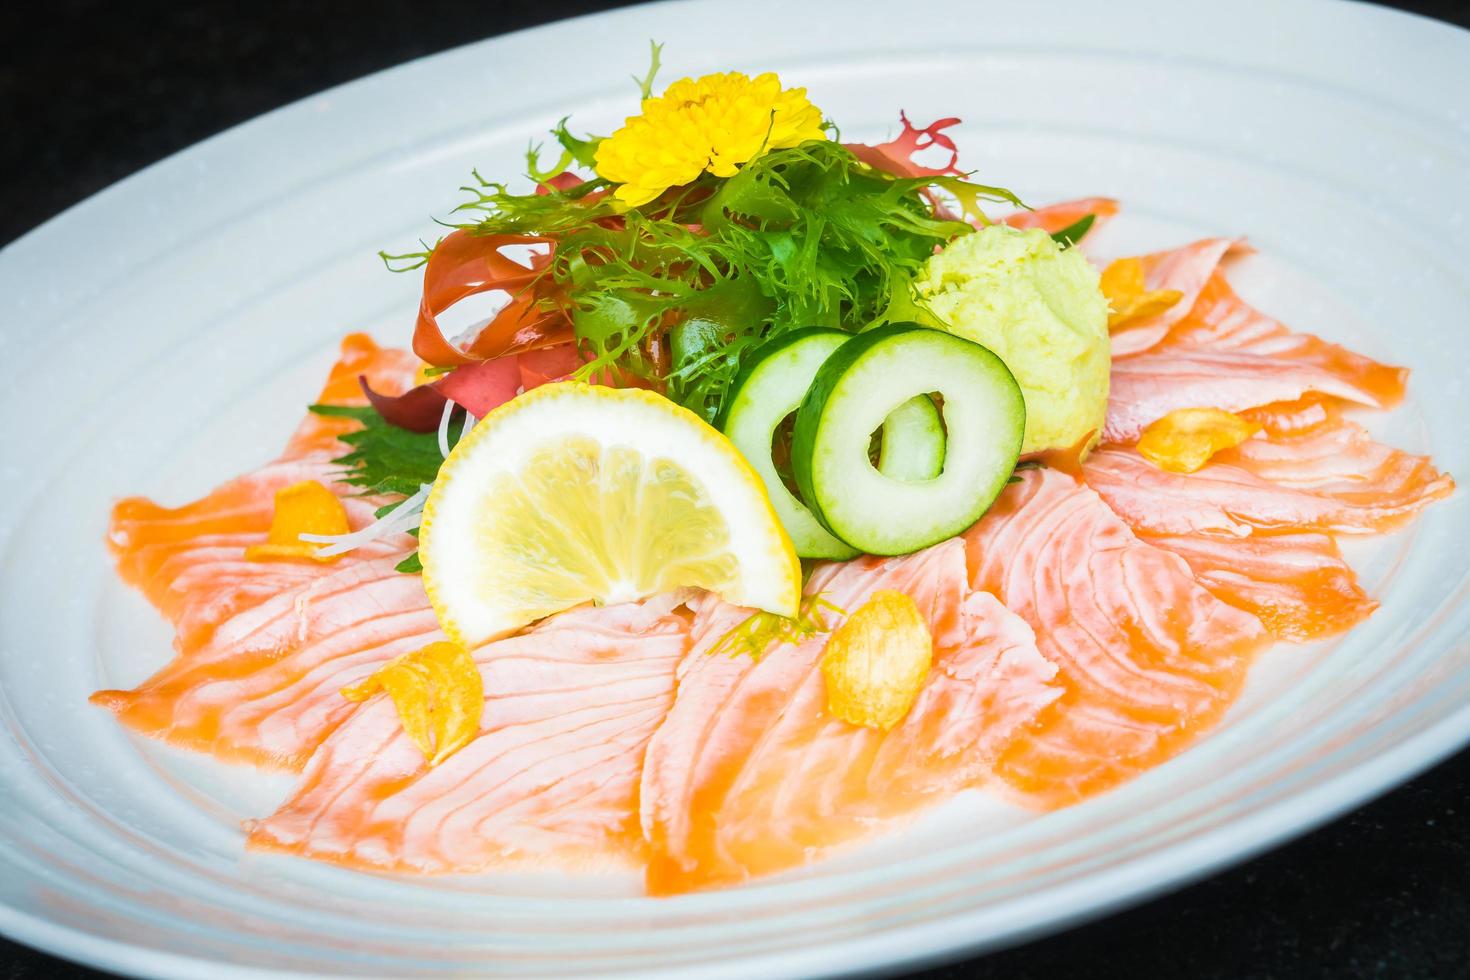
[420,382,800,648]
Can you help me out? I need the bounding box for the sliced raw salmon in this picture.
[287,332,423,453]
[1108,238,1240,357]
[1141,530,1376,642]
[148,532,410,653]
[1160,272,1406,407]
[248,595,691,872]
[1239,395,1341,438]
[92,554,436,769]
[1216,413,1447,493]
[1085,425,1453,537]
[963,469,1269,808]
[109,455,394,642]
[1104,348,1389,445]
[639,539,1059,895]
[1003,197,1120,235]
[110,333,422,621]
[96,335,428,765]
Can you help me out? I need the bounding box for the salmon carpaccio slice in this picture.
[1140,531,1376,643]
[639,539,1060,895]
[964,469,1269,808]
[1108,238,1241,357]
[1082,416,1450,640]
[249,596,691,873]
[1102,241,1407,442]
[93,556,440,769]
[109,454,407,653]
[1160,272,1406,407]
[109,333,421,623]
[1003,197,1119,235]
[1103,349,1388,445]
[94,335,428,767]
[1084,421,1453,537]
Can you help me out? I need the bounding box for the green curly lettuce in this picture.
[397,133,1021,421]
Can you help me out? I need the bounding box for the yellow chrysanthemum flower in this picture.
[594,71,827,207]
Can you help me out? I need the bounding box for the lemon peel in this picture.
[341,641,482,766]
[1137,407,1263,474]
[821,590,933,731]
[594,71,827,207]
[244,480,350,563]
[1100,256,1185,330]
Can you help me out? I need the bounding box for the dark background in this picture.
[3,2,1469,977]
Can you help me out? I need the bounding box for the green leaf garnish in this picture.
[1050,213,1096,249]
[307,404,455,497]
[431,138,1020,421]
[707,593,846,660]
[632,40,663,100]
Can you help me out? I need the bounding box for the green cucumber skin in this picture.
[714,327,847,431]
[793,322,1026,556]
[719,327,861,560]
[792,324,915,522]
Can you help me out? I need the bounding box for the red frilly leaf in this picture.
[359,376,448,432]
[516,344,587,389]
[434,356,523,418]
[845,112,965,179]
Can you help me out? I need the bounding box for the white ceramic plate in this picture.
[3,0,1469,976]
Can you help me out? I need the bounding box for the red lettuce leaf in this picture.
[358,343,589,432]
[412,229,573,367]
[845,112,965,179]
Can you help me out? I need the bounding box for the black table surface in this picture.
[3,1,1468,977]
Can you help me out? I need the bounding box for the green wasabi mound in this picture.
[915,225,1109,455]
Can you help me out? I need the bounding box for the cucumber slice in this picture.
[792,323,1025,556]
[718,329,859,559]
[719,329,949,559]
[876,395,945,481]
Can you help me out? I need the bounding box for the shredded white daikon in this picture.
[300,483,431,558]
[436,399,456,459]
[461,410,477,440]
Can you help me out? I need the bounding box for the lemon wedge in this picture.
[420,382,801,648]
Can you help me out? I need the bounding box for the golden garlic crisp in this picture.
[1100,256,1185,330]
[244,480,350,563]
[594,71,827,207]
[1138,407,1263,473]
[821,590,933,731]
[341,641,483,766]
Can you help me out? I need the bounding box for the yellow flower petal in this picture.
[341,641,483,766]
[1137,407,1263,474]
[1100,256,1184,330]
[821,590,932,731]
[244,480,350,563]
[594,70,827,206]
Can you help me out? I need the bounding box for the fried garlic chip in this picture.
[341,641,483,766]
[1100,256,1185,330]
[821,590,933,731]
[1138,407,1263,474]
[244,480,350,563]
